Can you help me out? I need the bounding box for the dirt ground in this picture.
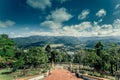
[44,69,83,80]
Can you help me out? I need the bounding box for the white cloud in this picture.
[98,19,103,23]
[78,9,90,20]
[62,22,93,36]
[26,0,51,10]
[101,24,113,30]
[61,20,120,36]
[41,7,72,31]
[12,19,120,37]
[115,4,120,9]
[46,7,72,22]
[10,31,64,38]
[92,22,100,31]
[40,21,62,30]
[113,4,120,15]
[113,19,120,29]
[73,22,92,31]
[96,9,106,17]
[0,20,15,28]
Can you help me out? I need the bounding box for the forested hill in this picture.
[13,36,120,48]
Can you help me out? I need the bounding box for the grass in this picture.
[0,68,14,80]
[0,67,49,80]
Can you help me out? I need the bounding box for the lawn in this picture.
[0,67,48,80]
[0,68,14,80]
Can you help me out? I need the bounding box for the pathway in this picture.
[44,69,83,80]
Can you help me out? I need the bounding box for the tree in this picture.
[74,49,86,69]
[45,45,52,62]
[45,45,51,53]
[12,49,25,71]
[94,41,104,56]
[0,34,16,57]
[107,43,119,75]
[86,42,111,73]
[55,51,63,63]
[86,51,101,70]
[0,34,16,69]
[24,47,48,68]
[50,50,61,69]
[50,50,63,63]
[0,34,9,39]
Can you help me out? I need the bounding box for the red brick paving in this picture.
[44,69,83,80]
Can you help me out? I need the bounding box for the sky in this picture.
[0,0,120,37]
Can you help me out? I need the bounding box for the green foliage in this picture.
[23,47,48,68]
[73,49,86,64]
[0,68,14,80]
[0,34,15,57]
[85,41,120,75]
[56,52,63,62]
[61,53,70,62]
[86,51,101,68]
[51,50,63,63]
[0,34,120,77]
[45,45,63,63]
[94,41,104,56]
[0,34,16,68]
[0,56,6,68]
[45,45,51,53]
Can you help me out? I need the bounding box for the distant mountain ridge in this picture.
[13,36,120,48]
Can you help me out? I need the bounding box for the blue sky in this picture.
[0,0,120,37]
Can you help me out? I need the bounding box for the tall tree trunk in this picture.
[110,63,113,75]
[52,60,55,69]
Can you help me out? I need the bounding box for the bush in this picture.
[79,70,86,74]
[89,71,101,77]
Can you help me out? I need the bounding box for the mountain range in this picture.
[13,36,120,48]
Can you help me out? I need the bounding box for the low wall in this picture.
[82,74,109,80]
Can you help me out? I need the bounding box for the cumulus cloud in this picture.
[61,19,120,36]
[113,19,120,29]
[0,20,15,28]
[62,22,93,36]
[26,0,51,10]
[78,9,90,20]
[40,21,62,30]
[39,19,120,37]
[98,19,103,23]
[98,19,120,36]
[115,4,120,9]
[14,19,120,37]
[10,31,64,38]
[96,9,106,17]
[101,24,113,30]
[46,8,72,22]
[113,4,120,15]
[41,7,72,31]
